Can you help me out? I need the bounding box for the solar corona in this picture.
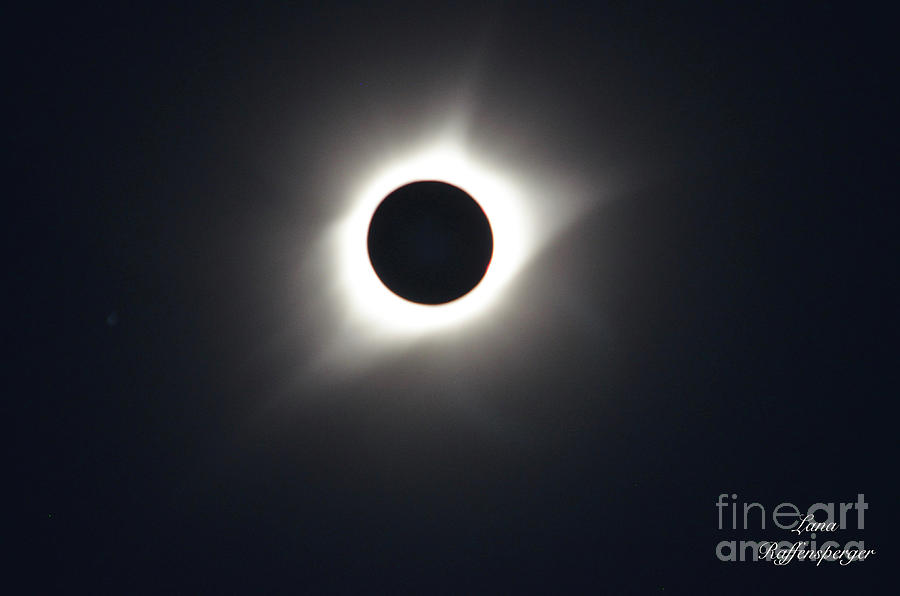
[332,140,533,337]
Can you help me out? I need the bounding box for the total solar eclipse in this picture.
[367,181,493,304]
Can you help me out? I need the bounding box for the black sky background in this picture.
[10,2,894,593]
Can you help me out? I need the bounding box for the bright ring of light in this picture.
[333,139,533,337]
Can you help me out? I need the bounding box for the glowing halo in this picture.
[331,139,533,337]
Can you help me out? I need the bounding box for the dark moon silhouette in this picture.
[367,181,493,304]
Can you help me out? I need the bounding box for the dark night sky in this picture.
[10,3,893,593]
